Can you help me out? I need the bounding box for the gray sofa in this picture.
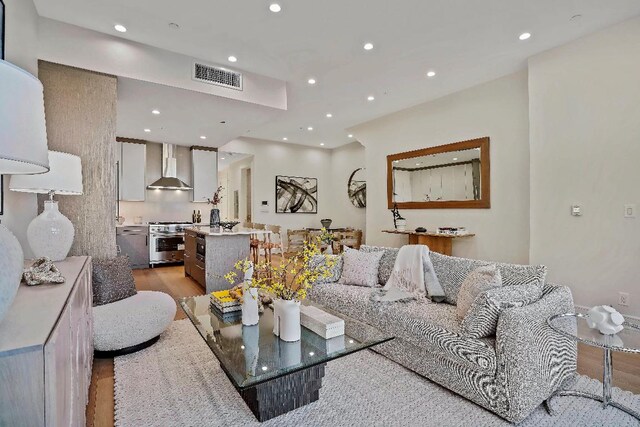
[308,248,577,423]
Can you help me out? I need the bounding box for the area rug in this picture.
[114,320,640,426]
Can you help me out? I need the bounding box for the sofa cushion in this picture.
[429,252,547,305]
[339,248,384,287]
[359,245,400,285]
[309,283,497,373]
[460,283,542,338]
[92,256,137,307]
[309,254,343,284]
[456,265,502,319]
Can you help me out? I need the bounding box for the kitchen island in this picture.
[184,226,271,293]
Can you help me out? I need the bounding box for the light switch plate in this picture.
[571,205,582,216]
[624,204,636,218]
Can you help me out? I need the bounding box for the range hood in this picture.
[147,144,193,190]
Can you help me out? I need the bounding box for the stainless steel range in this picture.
[149,221,193,266]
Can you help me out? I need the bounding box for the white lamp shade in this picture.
[10,151,83,195]
[0,59,50,175]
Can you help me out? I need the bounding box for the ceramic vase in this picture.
[241,264,259,326]
[27,200,74,262]
[0,224,24,324]
[325,243,334,254]
[273,299,301,342]
[210,207,221,227]
[396,218,407,232]
[320,218,332,229]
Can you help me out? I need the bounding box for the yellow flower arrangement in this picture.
[224,237,336,301]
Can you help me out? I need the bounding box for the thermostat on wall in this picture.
[260,201,269,213]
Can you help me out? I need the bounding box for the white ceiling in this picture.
[35,0,640,149]
[218,152,253,172]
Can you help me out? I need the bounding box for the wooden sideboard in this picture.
[0,256,93,427]
[382,230,475,256]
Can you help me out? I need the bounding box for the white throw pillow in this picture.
[456,265,502,320]
[338,248,384,287]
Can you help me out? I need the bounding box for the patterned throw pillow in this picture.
[92,256,137,307]
[460,284,543,338]
[429,252,547,305]
[309,254,343,284]
[359,245,400,285]
[339,248,384,287]
[456,265,502,320]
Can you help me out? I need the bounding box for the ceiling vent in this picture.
[192,62,243,91]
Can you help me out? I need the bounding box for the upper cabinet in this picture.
[191,147,218,203]
[118,141,147,201]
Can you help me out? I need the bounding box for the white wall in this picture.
[529,17,640,316]
[352,71,530,264]
[1,0,40,257]
[329,142,366,235]
[218,156,253,222]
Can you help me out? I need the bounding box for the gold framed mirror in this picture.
[387,137,490,209]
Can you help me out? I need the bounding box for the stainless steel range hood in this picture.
[147,144,193,190]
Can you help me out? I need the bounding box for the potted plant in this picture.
[206,185,224,227]
[318,227,336,254]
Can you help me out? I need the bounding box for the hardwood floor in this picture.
[86,265,640,427]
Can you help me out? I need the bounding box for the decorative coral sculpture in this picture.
[586,305,625,335]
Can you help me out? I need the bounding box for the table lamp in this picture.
[10,151,83,261]
[0,59,50,323]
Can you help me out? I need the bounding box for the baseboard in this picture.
[574,304,640,322]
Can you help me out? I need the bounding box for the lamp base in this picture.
[27,201,75,262]
[0,224,24,324]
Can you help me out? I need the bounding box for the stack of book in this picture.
[437,227,467,235]
[210,290,242,323]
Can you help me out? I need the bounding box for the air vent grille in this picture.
[193,62,243,90]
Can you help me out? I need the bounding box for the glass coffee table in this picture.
[547,313,640,421]
[180,295,393,421]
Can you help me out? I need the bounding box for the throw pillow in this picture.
[339,248,384,287]
[309,254,343,284]
[359,245,400,285]
[456,265,502,320]
[92,256,137,307]
[429,251,547,305]
[460,283,543,338]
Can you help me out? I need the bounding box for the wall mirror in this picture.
[387,137,490,209]
[348,168,366,208]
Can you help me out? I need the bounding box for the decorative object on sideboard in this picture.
[348,168,366,208]
[10,151,83,261]
[586,305,625,335]
[276,175,318,214]
[391,203,407,231]
[0,58,50,324]
[320,218,332,229]
[207,185,224,226]
[415,227,427,233]
[22,257,66,286]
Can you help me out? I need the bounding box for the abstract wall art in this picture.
[275,175,318,214]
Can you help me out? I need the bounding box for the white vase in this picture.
[273,299,301,342]
[27,200,74,261]
[396,219,407,232]
[0,224,24,324]
[325,244,333,254]
[241,288,260,326]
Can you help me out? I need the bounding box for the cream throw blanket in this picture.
[372,245,445,303]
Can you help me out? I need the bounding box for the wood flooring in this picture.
[86,264,640,427]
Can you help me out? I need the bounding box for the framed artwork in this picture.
[275,175,318,214]
[0,176,4,216]
[1,0,4,60]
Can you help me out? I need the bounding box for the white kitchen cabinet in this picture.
[119,141,147,201]
[191,147,218,203]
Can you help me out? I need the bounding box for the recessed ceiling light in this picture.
[453,157,458,161]
[519,32,531,41]
[426,71,436,78]
[221,157,226,160]
[144,128,151,133]
[114,24,127,33]
[363,42,374,51]
[152,109,160,115]
[326,113,332,118]
[348,134,354,138]
[307,126,313,131]
[282,137,288,141]
[269,3,282,13]
[393,160,399,163]
[309,352,315,356]
[320,143,325,146]
[307,78,316,85]
[200,136,207,140]
[168,23,180,30]
[228,55,238,63]
[367,95,375,101]
[261,366,268,371]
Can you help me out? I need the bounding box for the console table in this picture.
[382,229,475,255]
[0,256,93,426]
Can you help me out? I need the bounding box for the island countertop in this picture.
[187,226,272,237]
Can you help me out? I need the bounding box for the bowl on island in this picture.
[219,221,240,231]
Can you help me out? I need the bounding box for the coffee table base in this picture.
[240,363,326,421]
[545,390,640,421]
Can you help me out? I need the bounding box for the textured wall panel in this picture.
[38,61,118,259]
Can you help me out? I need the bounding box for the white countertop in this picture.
[116,223,148,228]
[188,226,272,236]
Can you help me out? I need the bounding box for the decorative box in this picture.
[300,305,345,339]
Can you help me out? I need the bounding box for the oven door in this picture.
[150,234,185,264]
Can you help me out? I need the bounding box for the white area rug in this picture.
[114,320,640,426]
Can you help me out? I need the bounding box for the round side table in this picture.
[547,312,640,421]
